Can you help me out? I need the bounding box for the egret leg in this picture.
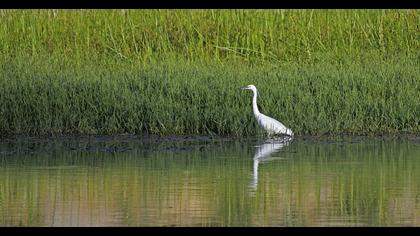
[266,132,274,141]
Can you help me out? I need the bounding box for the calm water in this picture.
[1,136,420,226]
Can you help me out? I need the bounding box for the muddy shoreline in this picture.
[1,133,419,157]
[1,133,420,142]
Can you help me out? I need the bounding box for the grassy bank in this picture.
[0,10,419,136]
[1,57,418,136]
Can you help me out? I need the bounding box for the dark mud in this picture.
[0,134,237,156]
[1,134,419,156]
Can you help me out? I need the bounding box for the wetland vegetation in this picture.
[0,10,419,136]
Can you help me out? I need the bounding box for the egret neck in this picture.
[251,88,261,117]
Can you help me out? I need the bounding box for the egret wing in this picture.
[257,114,289,135]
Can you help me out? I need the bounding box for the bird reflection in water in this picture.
[249,136,292,194]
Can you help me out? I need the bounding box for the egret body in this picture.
[241,85,294,137]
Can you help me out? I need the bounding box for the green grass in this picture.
[0,10,419,136]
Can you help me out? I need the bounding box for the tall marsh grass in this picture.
[0,10,418,64]
[0,10,419,136]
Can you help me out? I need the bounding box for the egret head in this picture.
[241,84,257,93]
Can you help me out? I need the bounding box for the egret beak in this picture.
[240,86,248,90]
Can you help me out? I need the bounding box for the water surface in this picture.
[1,135,420,226]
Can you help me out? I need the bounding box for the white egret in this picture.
[241,85,294,137]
